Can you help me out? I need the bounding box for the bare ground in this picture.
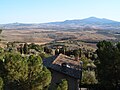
[0,29,116,45]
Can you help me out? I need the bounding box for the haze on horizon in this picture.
[0,0,120,24]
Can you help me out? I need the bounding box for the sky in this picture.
[0,0,120,24]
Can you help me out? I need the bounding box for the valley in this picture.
[0,29,116,45]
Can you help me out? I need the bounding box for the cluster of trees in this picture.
[81,40,120,89]
[0,53,51,90]
[54,46,97,61]
[54,47,82,57]
[96,40,120,89]
[28,43,43,52]
[0,44,68,90]
[6,42,44,54]
[6,42,51,59]
[17,43,28,54]
[18,43,43,54]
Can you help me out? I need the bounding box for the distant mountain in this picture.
[48,17,119,25]
[45,17,120,30]
[81,17,118,24]
[0,22,42,30]
[0,17,120,30]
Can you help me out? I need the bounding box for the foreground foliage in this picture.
[82,71,98,85]
[0,77,3,90]
[56,79,68,90]
[0,53,51,90]
[96,40,120,89]
[50,79,68,90]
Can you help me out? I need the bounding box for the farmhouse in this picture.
[43,54,82,90]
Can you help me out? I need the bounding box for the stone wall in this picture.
[50,69,80,90]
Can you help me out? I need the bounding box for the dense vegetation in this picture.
[0,52,51,90]
[0,40,120,90]
[96,40,120,89]
[0,42,68,90]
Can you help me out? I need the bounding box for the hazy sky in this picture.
[0,0,120,24]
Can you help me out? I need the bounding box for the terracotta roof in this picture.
[43,54,82,79]
[52,54,81,70]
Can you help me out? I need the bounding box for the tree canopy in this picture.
[56,79,68,90]
[96,40,120,89]
[0,77,3,90]
[0,53,51,90]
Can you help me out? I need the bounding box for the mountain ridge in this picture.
[0,17,120,30]
[47,17,119,24]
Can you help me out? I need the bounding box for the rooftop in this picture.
[43,54,82,79]
[52,54,81,70]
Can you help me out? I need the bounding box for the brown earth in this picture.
[0,29,116,45]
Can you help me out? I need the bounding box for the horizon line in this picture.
[0,16,119,24]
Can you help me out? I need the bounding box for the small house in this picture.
[43,54,82,90]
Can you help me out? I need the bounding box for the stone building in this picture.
[43,54,82,90]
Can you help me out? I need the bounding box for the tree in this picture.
[73,49,80,61]
[96,40,120,89]
[0,77,3,90]
[29,43,43,52]
[0,29,2,34]
[55,49,59,55]
[59,48,65,54]
[50,79,68,90]
[56,79,68,90]
[117,42,120,50]
[3,53,28,90]
[23,43,28,54]
[19,44,23,54]
[80,57,89,69]
[73,49,79,57]
[27,55,51,90]
[0,53,51,90]
[39,52,51,59]
[82,71,98,85]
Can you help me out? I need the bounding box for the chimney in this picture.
[61,63,67,72]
